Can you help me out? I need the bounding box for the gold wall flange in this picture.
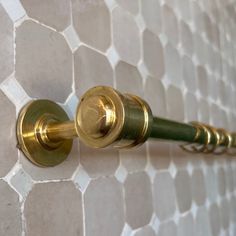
[16,100,73,167]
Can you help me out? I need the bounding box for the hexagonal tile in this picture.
[177,213,195,236]
[79,142,119,178]
[170,144,189,168]
[225,165,234,193]
[141,0,161,35]
[220,199,230,230]
[198,98,210,123]
[218,80,230,107]
[191,169,206,206]
[119,144,147,173]
[162,4,179,46]
[115,61,143,97]
[134,226,156,236]
[124,172,153,229]
[192,1,205,33]
[20,0,71,31]
[158,221,177,236]
[10,167,33,200]
[164,44,182,88]
[209,50,219,74]
[0,180,21,236]
[177,0,191,21]
[84,176,124,236]
[148,141,171,170]
[0,90,17,177]
[196,65,208,97]
[209,203,221,236]
[210,103,221,127]
[24,181,83,235]
[174,170,192,213]
[143,29,165,79]
[72,0,111,52]
[180,20,193,57]
[218,80,227,106]
[116,0,139,15]
[184,92,198,121]
[203,12,213,42]
[153,171,176,221]
[182,55,196,93]
[16,20,72,102]
[144,76,166,116]
[217,167,226,197]
[112,6,140,65]
[0,5,13,82]
[212,24,220,49]
[229,196,236,225]
[74,45,113,97]
[195,207,211,236]
[193,33,207,64]
[166,85,184,122]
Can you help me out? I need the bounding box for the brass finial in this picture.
[17,86,153,167]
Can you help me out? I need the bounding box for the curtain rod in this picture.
[16,86,236,167]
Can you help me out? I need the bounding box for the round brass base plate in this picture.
[17,100,73,167]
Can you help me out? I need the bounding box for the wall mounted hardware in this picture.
[16,86,236,167]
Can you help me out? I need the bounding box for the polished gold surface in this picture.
[16,100,73,167]
[46,121,77,141]
[75,86,153,148]
[76,94,116,140]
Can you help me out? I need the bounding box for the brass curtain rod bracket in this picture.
[16,86,236,167]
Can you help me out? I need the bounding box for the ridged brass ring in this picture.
[227,132,236,155]
[180,122,212,154]
[214,129,232,155]
[190,122,212,153]
[179,124,201,153]
[203,125,221,153]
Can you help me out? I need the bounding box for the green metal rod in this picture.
[150,117,236,148]
[150,117,197,142]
